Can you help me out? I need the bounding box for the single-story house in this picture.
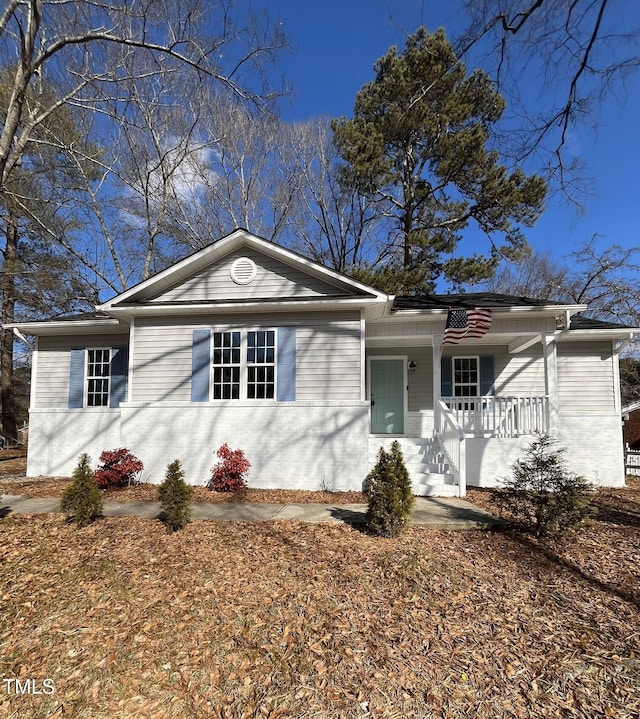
[9,229,636,496]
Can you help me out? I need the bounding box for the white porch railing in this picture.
[442,396,549,438]
[625,446,640,476]
[434,400,466,497]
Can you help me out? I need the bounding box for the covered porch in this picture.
[365,320,562,497]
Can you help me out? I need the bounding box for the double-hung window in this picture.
[212,330,275,400]
[453,356,479,410]
[453,357,479,398]
[86,348,111,406]
[68,345,128,409]
[212,331,241,399]
[247,330,275,399]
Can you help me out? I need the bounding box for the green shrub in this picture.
[158,459,192,531]
[364,441,415,537]
[60,454,104,528]
[492,432,595,537]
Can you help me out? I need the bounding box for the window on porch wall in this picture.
[453,357,478,408]
[441,355,497,436]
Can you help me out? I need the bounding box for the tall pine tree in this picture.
[332,27,547,294]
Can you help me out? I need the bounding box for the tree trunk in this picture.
[1,210,18,442]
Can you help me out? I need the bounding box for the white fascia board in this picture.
[622,399,640,415]
[4,319,127,336]
[558,329,637,342]
[363,298,396,321]
[98,230,390,309]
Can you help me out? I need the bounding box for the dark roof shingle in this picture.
[392,292,565,311]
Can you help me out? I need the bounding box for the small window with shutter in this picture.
[86,348,111,406]
[68,346,128,408]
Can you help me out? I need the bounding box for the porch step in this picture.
[413,483,459,497]
[368,436,460,498]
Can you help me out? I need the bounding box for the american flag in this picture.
[442,308,492,346]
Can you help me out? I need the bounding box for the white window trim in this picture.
[85,347,111,408]
[210,328,277,401]
[452,355,480,398]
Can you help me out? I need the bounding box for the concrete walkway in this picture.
[0,493,500,530]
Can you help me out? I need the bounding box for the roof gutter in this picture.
[104,296,385,317]
[3,318,126,336]
[613,334,635,355]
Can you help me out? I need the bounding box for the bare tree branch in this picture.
[457,0,639,199]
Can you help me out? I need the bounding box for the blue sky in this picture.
[270,0,639,265]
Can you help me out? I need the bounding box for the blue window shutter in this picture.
[110,346,128,407]
[480,355,495,396]
[277,327,296,401]
[191,329,211,402]
[440,356,453,397]
[69,348,85,408]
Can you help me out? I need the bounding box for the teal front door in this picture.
[370,359,405,434]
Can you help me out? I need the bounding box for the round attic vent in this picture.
[230,257,257,285]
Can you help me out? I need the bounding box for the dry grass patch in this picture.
[1,514,638,718]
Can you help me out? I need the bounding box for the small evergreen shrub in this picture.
[492,432,595,537]
[60,454,104,528]
[208,444,251,492]
[364,441,415,538]
[158,459,192,531]
[94,448,144,488]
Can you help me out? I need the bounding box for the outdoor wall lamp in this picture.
[408,361,417,372]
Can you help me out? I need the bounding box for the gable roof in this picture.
[5,231,638,343]
[98,229,390,313]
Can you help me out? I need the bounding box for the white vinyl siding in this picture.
[34,334,129,409]
[149,249,346,303]
[132,312,362,403]
[557,341,616,412]
[492,347,546,397]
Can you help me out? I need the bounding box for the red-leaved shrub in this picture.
[94,448,144,488]
[208,444,250,492]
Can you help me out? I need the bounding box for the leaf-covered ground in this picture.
[0,450,366,505]
[1,477,366,505]
[1,484,639,718]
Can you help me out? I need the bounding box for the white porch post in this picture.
[432,334,442,409]
[543,334,559,436]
